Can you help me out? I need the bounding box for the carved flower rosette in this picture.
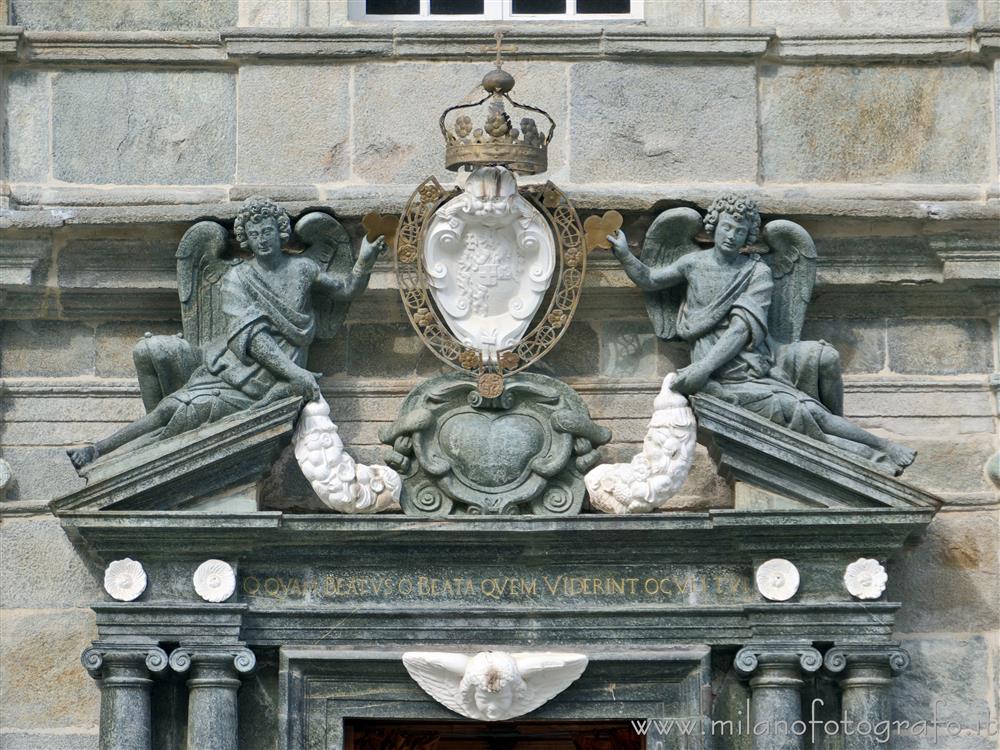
[843,557,888,600]
[193,559,236,603]
[755,558,800,602]
[103,557,147,602]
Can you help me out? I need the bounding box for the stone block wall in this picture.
[1,1,998,748]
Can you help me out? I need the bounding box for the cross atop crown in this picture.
[486,31,517,69]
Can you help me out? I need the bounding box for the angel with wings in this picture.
[67,196,385,470]
[609,192,916,476]
[402,651,588,722]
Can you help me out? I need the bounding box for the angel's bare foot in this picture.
[67,444,99,470]
[886,442,917,475]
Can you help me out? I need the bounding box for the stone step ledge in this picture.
[4,25,999,63]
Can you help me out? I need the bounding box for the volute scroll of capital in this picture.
[735,644,823,676]
[81,645,169,679]
[824,646,911,674]
[168,647,256,675]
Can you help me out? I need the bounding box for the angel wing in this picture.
[639,207,703,340]
[295,212,354,341]
[176,220,238,352]
[509,652,588,716]
[760,219,817,346]
[401,652,470,717]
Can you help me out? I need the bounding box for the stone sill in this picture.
[3,182,999,228]
[2,25,998,63]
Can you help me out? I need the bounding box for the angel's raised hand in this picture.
[358,235,386,268]
[606,230,630,258]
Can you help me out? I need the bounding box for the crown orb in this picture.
[482,68,516,94]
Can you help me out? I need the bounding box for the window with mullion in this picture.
[353,0,638,20]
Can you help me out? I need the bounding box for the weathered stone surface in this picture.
[0,321,95,377]
[890,509,999,633]
[238,659,280,750]
[657,340,692,375]
[353,61,569,184]
[900,435,999,495]
[887,319,994,374]
[569,62,757,184]
[2,70,50,183]
[891,635,997,749]
[347,323,443,378]
[704,0,750,26]
[52,71,236,185]
[238,0,294,26]
[754,0,971,29]
[237,64,350,184]
[760,64,993,184]
[600,320,657,378]
[306,330,350,378]
[0,517,103,608]
[96,321,180,378]
[11,0,237,30]
[0,608,99,730]
[0,732,98,750]
[533,320,600,378]
[0,447,86,504]
[801,317,886,373]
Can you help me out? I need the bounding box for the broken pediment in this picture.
[50,396,301,514]
[692,394,942,511]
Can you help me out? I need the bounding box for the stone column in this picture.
[735,643,822,750]
[824,645,910,750]
[169,646,256,750]
[82,643,168,750]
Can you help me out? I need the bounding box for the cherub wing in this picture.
[295,212,354,341]
[176,220,236,352]
[760,219,817,346]
[401,652,470,717]
[510,652,588,716]
[639,207,703,340]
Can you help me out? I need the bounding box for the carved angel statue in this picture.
[402,651,588,722]
[67,196,386,470]
[609,193,916,476]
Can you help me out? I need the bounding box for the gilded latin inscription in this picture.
[240,572,753,602]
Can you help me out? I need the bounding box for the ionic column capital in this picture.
[81,643,169,680]
[824,645,910,676]
[735,642,823,677]
[168,646,256,677]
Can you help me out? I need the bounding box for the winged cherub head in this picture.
[459,651,527,721]
[703,193,761,257]
[234,196,292,261]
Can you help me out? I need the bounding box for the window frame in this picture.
[348,0,643,21]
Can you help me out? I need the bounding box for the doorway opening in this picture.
[346,719,645,750]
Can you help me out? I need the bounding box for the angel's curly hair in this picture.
[703,192,760,246]
[234,196,291,251]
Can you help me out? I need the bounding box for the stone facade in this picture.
[1,1,998,748]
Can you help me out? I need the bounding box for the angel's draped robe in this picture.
[158,260,316,438]
[677,254,840,444]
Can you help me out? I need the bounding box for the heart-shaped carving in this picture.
[362,212,399,248]
[583,210,624,251]
[439,412,545,489]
